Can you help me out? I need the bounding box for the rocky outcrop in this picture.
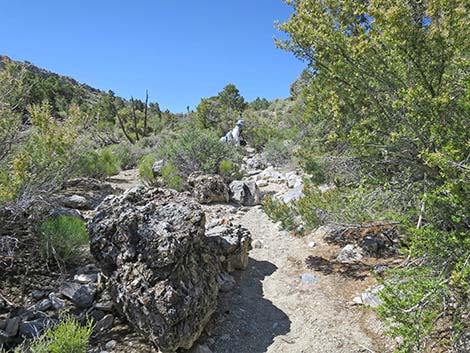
[188,173,230,204]
[229,181,261,206]
[88,186,251,352]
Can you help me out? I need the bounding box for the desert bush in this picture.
[158,127,241,176]
[39,215,88,266]
[76,147,120,178]
[13,315,93,353]
[160,162,183,191]
[262,196,297,231]
[138,153,157,184]
[262,139,292,167]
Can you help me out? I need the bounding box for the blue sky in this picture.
[0,0,305,112]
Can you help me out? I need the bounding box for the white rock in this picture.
[308,241,316,248]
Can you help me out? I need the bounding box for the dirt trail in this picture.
[202,204,392,353]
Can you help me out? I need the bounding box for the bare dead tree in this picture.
[130,96,140,141]
[143,90,149,137]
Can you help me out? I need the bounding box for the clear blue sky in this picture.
[0,0,305,112]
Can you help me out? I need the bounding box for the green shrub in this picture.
[39,215,88,266]
[138,153,156,184]
[219,159,232,177]
[158,127,241,175]
[76,147,120,178]
[263,196,297,231]
[13,315,93,353]
[262,139,292,167]
[161,162,183,191]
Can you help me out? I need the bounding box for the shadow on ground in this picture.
[199,258,291,353]
[305,255,371,281]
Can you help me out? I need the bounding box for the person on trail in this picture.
[220,119,246,146]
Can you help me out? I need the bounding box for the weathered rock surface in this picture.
[205,224,252,272]
[88,187,250,352]
[229,181,261,206]
[337,244,363,263]
[188,173,230,204]
[152,159,165,177]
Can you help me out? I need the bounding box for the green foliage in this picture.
[196,84,247,130]
[76,147,120,178]
[262,196,297,231]
[219,159,233,176]
[249,97,270,111]
[158,127,241,176]
[279,0,470,350]
[138,153,157,184]
[0,103,80,205]
[262,139,292,167]
[39,215,88,266]
[160,162,183,191]
[13,315,93,353]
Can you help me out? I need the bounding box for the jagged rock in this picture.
[48,293,66,310]
[188,173,230,204]
[361,236,386,254]
[19,317,55,338]
[29,299,51,312]
[337,244,363,263]
[94,314,114,334]
[152,159,165,177]
[205,225,252,272]
[229,181,261,206]
[59,282,94,308]
[88,187,224,353]
[285,171,302,189]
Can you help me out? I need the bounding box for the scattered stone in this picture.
[74,273,99,284]
[361,236,385,254]
[31,290,47,300]
[300,273,318,285]
[373,264,389,277]
[229,181,261,206]
[59,282,94,308]
[60,194,91,210]
[217,272,236,292]
[30,299,51,312]
[337,244,363,263]
[285,172,302,189]
[281,184,304,204]
[308,241,316,248]
[48,293,66,310]
[188,173,230,204]
[252,239,263,249]
[352,285,384,308]
[94,314,114,334]
[94,301,113,312]
[152,159,165,177]
[455,332,470,353]
[105,340,117,350]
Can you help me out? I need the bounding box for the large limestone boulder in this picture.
[188,173,230,204]
[229,180,261,206]
[88,187,222,352]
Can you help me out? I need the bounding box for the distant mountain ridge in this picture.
[0,54,102,95]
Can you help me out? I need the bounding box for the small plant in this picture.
[39,215,88,266]
[138,153,157,184]
[262,139,292,167]
[13,315,93,353]
[263,196,297,231]
[76,147,120,178]
[218,159,232,176]
[161,162,183,191]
